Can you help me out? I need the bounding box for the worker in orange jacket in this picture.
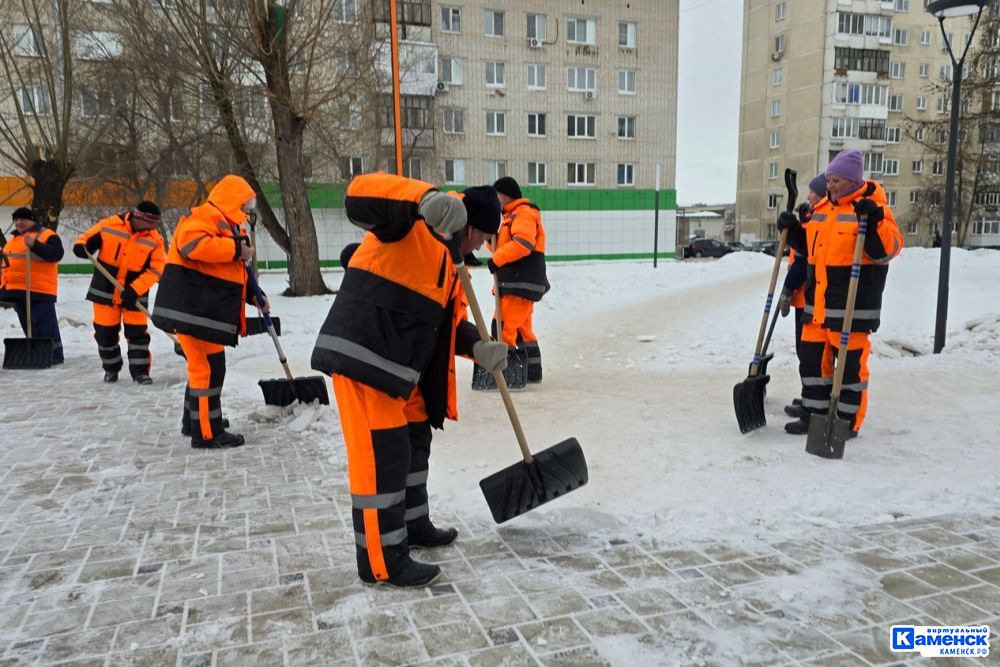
[488,177,548,383]
[311,175,506,588]
[73,202,166,384]
[152,176,267,449]
[779,149,903,437]
[0,207,65,363]
[779,174,826,419]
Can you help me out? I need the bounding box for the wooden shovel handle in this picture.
[457,264,534,463]
[85,249,179,345]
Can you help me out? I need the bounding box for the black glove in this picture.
[85,234,102,253]
[796,202,812,223]
[119,286,139,309]
[487,259,499,274]
[776,211,800,233]
[72,243,88,259]
[853,198,884,228]
[778,287,792,318]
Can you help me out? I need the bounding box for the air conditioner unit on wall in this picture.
[584,90,595,100]
[771,51,783,62]
[528,37,541,48]
[436,81,449,92]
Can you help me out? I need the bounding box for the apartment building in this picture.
[737,0,999,247]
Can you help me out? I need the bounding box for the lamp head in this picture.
[926,0,987,18]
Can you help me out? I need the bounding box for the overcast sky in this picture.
[675,0,743,205]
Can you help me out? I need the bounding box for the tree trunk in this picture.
[30,158,71,231]
[272,110,330,296]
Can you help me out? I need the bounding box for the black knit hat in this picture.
[462,186,501,235]
[492,176,522,200]
[339,242,360,268]
[136,201,162,217]
[11,207,34,222]
[132,200,162,224]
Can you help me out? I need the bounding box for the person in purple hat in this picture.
[776,149,904,438]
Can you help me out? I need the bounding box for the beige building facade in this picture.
[738,0,994,247]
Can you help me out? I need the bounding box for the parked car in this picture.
[726,242,751,252]
[684,238,736,258]
[751,241,790,257]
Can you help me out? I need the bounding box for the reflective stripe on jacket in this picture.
[492,198,548,302]
[311,173,465,429]
[0,226,61,301]
[803,180,904,333]
[152,175,254,346]
[76,213,165,310]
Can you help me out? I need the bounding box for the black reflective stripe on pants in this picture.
[125,323,151,377]
[404,420,431,525]
[94,323,123,373]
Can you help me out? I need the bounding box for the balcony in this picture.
[375,0,431,26]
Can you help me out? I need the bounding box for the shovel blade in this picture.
[3,337,54,370]
[258,375,330,407]
[479,437,588,524]
[805,411,849,460]
[733,374,770,433]
[751,353,774,385]
[245,316,281,336]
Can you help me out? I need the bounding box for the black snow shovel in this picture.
[806,184,876,460]
[246,264,329,407]
[3,244,54,370]
[84,249,182,350]
[244,218,280,337]
[457,264,588,524]
[734,168,797,433]
[472,272,528,390]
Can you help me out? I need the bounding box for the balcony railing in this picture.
[375,1,431,26]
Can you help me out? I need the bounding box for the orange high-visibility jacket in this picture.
[802,180,903,332]
[152,176,255,346]
[0,226,61,300]
[787,250,806,309]
[75,212,165,310]
[311,173,475,429]
[491,198,548,302]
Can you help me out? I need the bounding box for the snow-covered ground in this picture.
[5,248,999,547]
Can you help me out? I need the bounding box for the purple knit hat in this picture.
[826,149,864,184]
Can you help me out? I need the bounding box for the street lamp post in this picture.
[926,0,988,354]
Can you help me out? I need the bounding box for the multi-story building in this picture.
[737,0,999,248]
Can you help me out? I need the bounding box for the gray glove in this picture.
[473,340,508,372]
[418,190,467,237]
[778,287,792,318]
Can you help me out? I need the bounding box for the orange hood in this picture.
[207,175,256,224]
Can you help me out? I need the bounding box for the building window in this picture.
[566,18,596,44]
[767,193,782,209]
[484,10,504,37]
[73,30,123,60]
[618,22,636,48]
[888,94,903,111]
[909,191,918,204]
[890,61,906,79]
[773,68,783,86]
[527,64,546,90]
[442,108,465,134]
[832,117,859,138]
[12,24,41,57]
[349,157,363,177]
[907,222,918,234]
[80,89,123,118]
[886,190,897,205]
[528,161,547,185]
[441,6,461,32]
[617,163,635,187]
[886,127,901,143]
[567,67,596,92]
[936,96,948,114]
[486,111,506,135]
[932,160,943,175]
[617,70,636,95]
[836,13,892,38]
[567,114,596,138]
[380,95,431,129]
[770,99,782,117]
[444,159,465,184]
[485,160,507,182]
[768,162,779,179]
[388,158,422,179]
[775,2,786,21]
[567,162,596,186]
[769,130,780,149]
[485,61,505,87]
[895,0,910,11]
[921,30,932,45]
[833,47,890,74]
[615,116,635,140]
[893,28,907,45]
[334,0,357,23]
[884,159,899,176]
[527,13,546,41]
[912,159,924,173]
[919,63,929,77]
[440,58,463,85]
[916,95,926,110]
[774,34,786,54]
[527,112,546,137]
[915,127,925,141]
[940,64,952,80]
[864,152,884,174]
[19,85,51,115]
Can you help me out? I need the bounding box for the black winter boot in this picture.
[182,418,229,437]
[784,416,811,435]
[360,560,442,588]
[784,402,807,418]
[104,370,118,383]
[133,374,153,385]
[191,430,244,449]
[408,520,458,549]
